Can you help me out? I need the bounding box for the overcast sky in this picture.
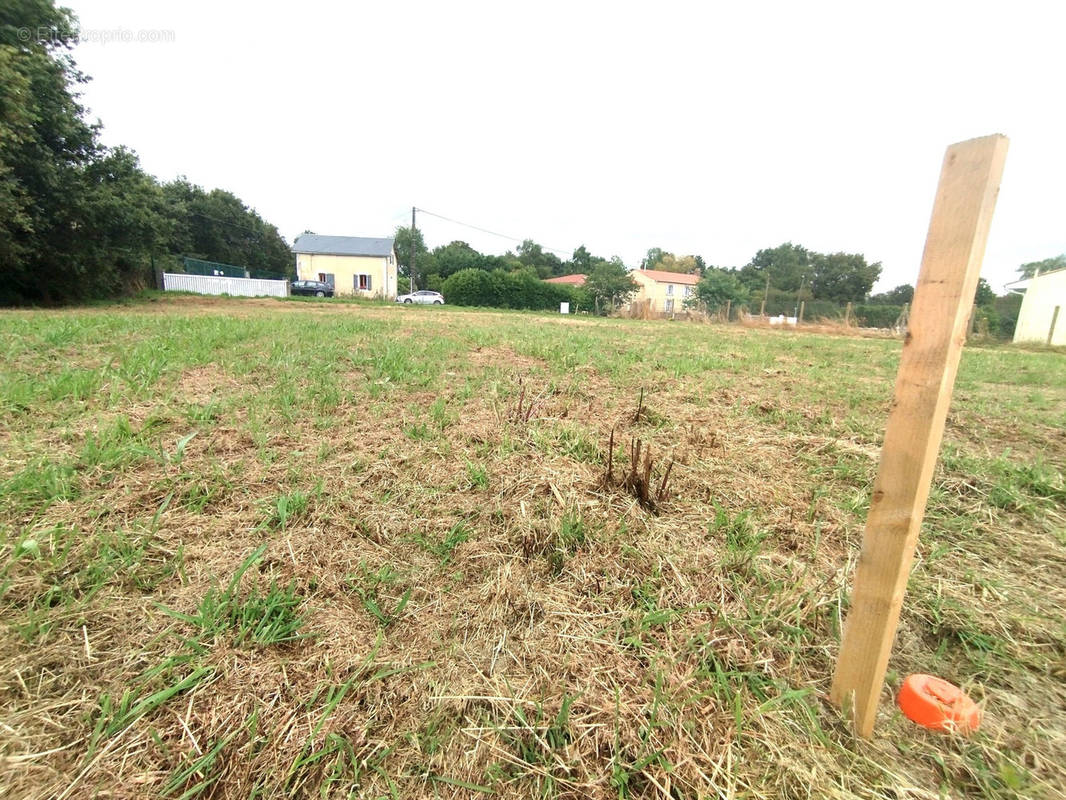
[64,0,1064,291]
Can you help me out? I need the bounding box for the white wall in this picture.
[163,273,289,298]
[1013,269,1066,346]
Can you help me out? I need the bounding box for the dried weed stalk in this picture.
[603,428,674,511]
[508,377,541,424]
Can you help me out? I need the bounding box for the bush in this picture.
[688,269,748,312]
[441,269,584,312]
[441,269,493,306]
[973,305,1001,337]
[853,304,903,328]
[802,299,841,320]
[994,293,1022,339]
[750,287,808,316]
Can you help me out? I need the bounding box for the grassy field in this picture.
[1,295,1064,799]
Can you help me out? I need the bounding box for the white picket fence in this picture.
[162,273,289,298]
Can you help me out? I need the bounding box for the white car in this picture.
[396,290,445,305]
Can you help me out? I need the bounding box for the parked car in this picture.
[291,280,334,297]
[395,290,445,305]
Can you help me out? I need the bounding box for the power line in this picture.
[413,207,573,257]
[186,211,275,237]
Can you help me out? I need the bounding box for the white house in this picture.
[1011,267,1066,346]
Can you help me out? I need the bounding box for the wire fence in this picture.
[179,256,290,281]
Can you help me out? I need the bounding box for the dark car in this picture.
[291,280,334,297]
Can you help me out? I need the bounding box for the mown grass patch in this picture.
[0,295,1063,800]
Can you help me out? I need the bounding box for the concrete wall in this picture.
[163,273,289,298]
[1014,269,1066,346]
[295,252,398,299]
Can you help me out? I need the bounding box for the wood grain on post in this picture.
[830,135,1009,737]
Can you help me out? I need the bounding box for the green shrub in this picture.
[751,287,809,316]
[442,268,583,312]
[994,293,1022,339]
[853,304,903,328]
[802,299,841,320]
[442,269,492,306]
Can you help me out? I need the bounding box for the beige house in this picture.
[1011,267,1065,346]
[293,234,398,299]
[629,268,700,313]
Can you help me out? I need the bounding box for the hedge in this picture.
[442,269,585,311]
[852,304,904,328]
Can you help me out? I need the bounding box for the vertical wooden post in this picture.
[798,300,805,324]
[724,299,732,322]
[1048,305,1061,346]
[844,301,853,326]
[897,302,910,332]
[830,135,1009,737]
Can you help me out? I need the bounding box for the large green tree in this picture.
[569,245,592,274]
[516,238,563,277]
[1018,254,1066,279]
[163,179,290,277]
[641,247,667,270]
[809,251,881,303]
[688,268,748,312]
[584,258,637,314]
[393,224,435,290]
[869,284,914,305]
[974,277,996,307]
[652,253,700,274]
[739,243,811,293]
[1,1,107,302]
[1,0,291,303]
[433,240,483,278]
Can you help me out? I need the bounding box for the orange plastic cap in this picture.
[897,673,981,733]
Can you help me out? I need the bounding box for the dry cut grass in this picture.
[1,295,1064,799]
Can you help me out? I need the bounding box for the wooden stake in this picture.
[798,300,805,324]
[844,301,853,326]
[830,135,1008,737]
[1048,305,1061,346]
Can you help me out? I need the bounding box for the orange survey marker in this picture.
[897,674,981,733]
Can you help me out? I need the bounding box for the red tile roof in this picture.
[633,269,701,285]
[545,274,587,286]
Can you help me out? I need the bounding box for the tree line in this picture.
[399,233,888,317]
[1,1,292,305]
[412,231,1043,335]
[5,1,1057,324]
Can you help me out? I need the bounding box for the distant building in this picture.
[1011,267,1066,345]
[544,274,587,286]
[293,234,398,299]
[629,268,700,313]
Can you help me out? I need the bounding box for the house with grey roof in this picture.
[293,234,398,299]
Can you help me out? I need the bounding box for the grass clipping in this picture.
[1,297,1065,800]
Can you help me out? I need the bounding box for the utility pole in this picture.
[410,206,417,293]
[794,274,806,319]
